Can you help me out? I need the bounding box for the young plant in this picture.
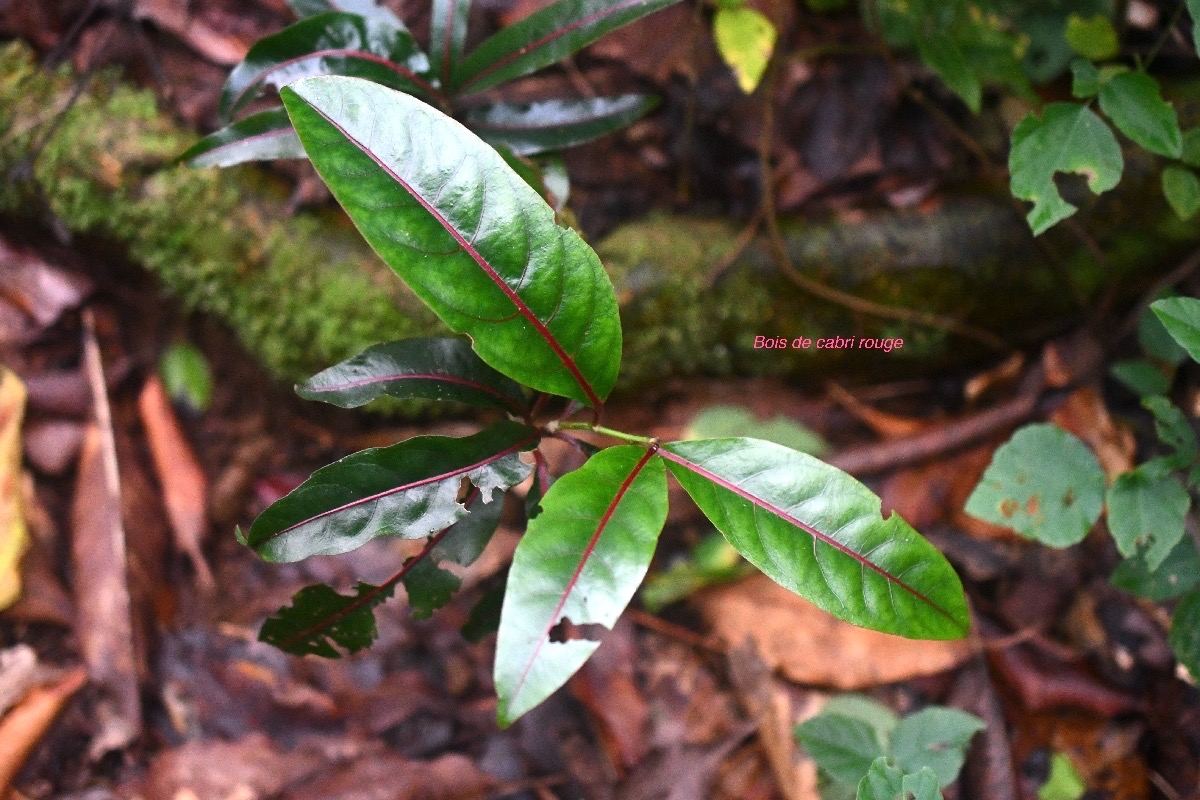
[966,296,1200,679]
[238,74,970,726]
[795,694,985,800]
[179,0,674,169]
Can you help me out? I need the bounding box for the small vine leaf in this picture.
[288,0,404,26]
[179,108,304,167]
[297,337,527,413]
[1151,296,1200,363]
[662,438,969,640]
[1070,59,1103,99]
[1009,103,1123,235]
[1163,166,1200,220]
[220,12,434,122]
[858,759,942,800]
[494,445,667,726]
[1064,14,1119,61]
[1170,590,1200,680]
[1142,395,1198,464]
[1111,536,1200,601]
[282,77,622,406]
[260,580,397,657]
[1109,359,1170,397]
[453,0,681,93]
[238,420,536,562]
[713,6,777,94]
[794,714,885,786]
[917,31,981,112]
[430,0,471,86]
[465,94,659,156]
[890,707,984,787]
[1098,71,1182,158]
[1105,466,1190,570]
[965,423,1104,547]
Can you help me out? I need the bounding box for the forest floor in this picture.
[0,1,1199,799]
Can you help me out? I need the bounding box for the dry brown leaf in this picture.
[0,667,87,795]
[130,733,326,800]
[696,574,971,688]
[0,240,91,329]
[138,375,213,588]
[283,751,496,800]
[21,419,84,476]
[570,618,649,771]
[129,0,249,64]
[0,369,26,611]
[1050,387,1135,479]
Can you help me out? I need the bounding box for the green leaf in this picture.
[158,342,214,413]
[1170,590,1200,680]
[466,94,659,156]
[796,715,886,786]
[1163,167,1200,220]
[1181,127,1200,167]
[1064,14,1119,60]
[1142,396,1198,464]
[1140,302,1189,366]
[890,707,984,787]
[661,439,970,639]
[453,0,681,93]
[494,445,668,726]
[713,6,777,94]
[1187,0,1200,57]
[1106,467,1191,570]
[179,108,305,168]
[1110,359,1171,397]
[296,337,527,413]
[1069,58,1102,98]
[1111,535,1200,600]
[282,76,622,407]
[220,13,434,122]
[917,32,981,113]
[260,580,397,657]
[1151,297,1200,363]
[965,424,1105,547]
[1098,71,1182,158]
[1038,752,1086,800]
[401,557,460,620]
[685,405,828,456]
[429,0,471,85]
[288,0,403,26]
[857,758,942,800]
[820,695,899,748]
[1009,103,1123,235]
[239,420,536,562]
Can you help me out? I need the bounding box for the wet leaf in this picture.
[713,5,777,94]
[1009,103,1122,234]
[663,439,970,639]
[178,108,304,168]
[282,76,622,406]
[0,369,26,611]
[297,337,527,413]
[494,445,667,726]
[465,94,659,156]
[239,421,536,562]
[1151,296,1200,363]
[1105,466,1190,570]
[965,424,1105,547]
[1098,71,1182,158]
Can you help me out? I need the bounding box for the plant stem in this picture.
[555,421,656,446]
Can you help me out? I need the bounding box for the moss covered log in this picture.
[0,41,1194,400]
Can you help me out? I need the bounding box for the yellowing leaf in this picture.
[714,6,777,94]
[0,368,28,610]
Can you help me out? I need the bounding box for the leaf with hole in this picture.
[662,438,970,639]
[220,12,434,122]
[965,424,1104,546]
[297,337,527,413]
[238,420,536,562]
[260,580,396,657]
[1009,103,1122,235]
[494,445,667,726]
[1098,71,1182,158]
[282,76,622,406]
[1106,466,1190,570]
[465,94,659,156]
[1151,296,1200,363]
[179,108,305,167]
[453,0,681,93]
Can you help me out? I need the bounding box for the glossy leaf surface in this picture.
[1098,71,1182,158]
[494,446,667,726]
[1009,103,1122,234]
[179,108,304,167]
[297,337,527,412]
[288,0,403,26]
[465,94,658,156]
[282,77,622,406]
[260,580,396,656]
[240,420,536,562]
[965,424,1104,547]
[430,0,471,86]
[220,13,434,121]
[662,439,970,639]
[453,0,680,93]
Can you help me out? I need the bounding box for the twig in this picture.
[626,607,724,654]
